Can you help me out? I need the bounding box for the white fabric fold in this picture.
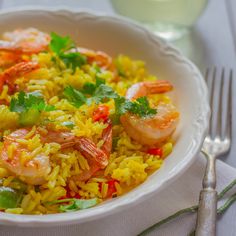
[1,154,236,236]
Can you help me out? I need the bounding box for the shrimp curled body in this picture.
[120,80,179,146]
[0,129,50,185]
[0,123,112,185]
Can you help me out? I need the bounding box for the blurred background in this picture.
[0,0,236,78]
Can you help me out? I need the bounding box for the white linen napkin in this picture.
[1,154,236,236]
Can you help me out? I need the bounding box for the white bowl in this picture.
[0,8,209,227]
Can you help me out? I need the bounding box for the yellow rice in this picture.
[0,31,176,215]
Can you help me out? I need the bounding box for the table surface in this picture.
[0,0,236,235]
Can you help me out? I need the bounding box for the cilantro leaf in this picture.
[60,52,87,72]
[9,91,26,113]
[61,121,75,129]
[115,96,156,117]
[114,96,132,116]
[82,77,105,95]
[9,91,55,126]
[129,97,157,117]
[49,32,75,55]
[95,77,106,87]
[64,82,156,120]
[59,198,98,212]
[111,95,156,123]
[91,84,119,104]
[10,91,55,113]
[63,86,87,108]
[49,32,87,72]
[82,82,96,95]
[46,198,98,212]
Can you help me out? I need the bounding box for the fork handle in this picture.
[195,152,217,236]
[195,189,217,236]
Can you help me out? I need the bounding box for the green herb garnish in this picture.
[49,32,86,71]
[47,198,98,212]
[129,97,157,117]
[61,121,75,129]
[63,86,87,108]
[0,187,21,209]
[82,77,105,95]
[89,84,119,104]
[64,81,156,120]
[10,91,55,126]
[63,80,118,108]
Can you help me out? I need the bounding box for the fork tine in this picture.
[216,68,224,137]
[225,69,233,139]
[206,67,216,137]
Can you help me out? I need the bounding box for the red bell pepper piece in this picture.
[147,148,163,157]
[93,105,109,122]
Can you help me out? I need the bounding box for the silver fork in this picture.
[195,68,233,236]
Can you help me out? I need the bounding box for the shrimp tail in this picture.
[2,61,40,81]
[77,47,112,69]
[74,165,100,182]
[75,137,108,169]
[0,61,39,93]
[39,130,76,149]
[126,80,173,100]
[0,75,4,92]
[0,40,23,54]
[101,119,113,157]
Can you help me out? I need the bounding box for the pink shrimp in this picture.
[0,28,50,54]
[0,123,112,184]
[0,129,51,185]
[120,80,179,146]
[0,51,22,68]
[0,61,40,93]
[77,47,113,69]
[74,120,113,181]
[40,121,112,181]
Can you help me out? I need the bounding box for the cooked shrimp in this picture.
[100,120,112,157]
[42,121,112,181]
[0,129,50,185]
[0,51,22,68]
[126,80,173,100]
[0,61,40,93]
[0,124,112,184]
[72,120,112,181]
[120,80,179,146]
[39,125,112,169]
[0,28,50,54]
[77,47,112,69]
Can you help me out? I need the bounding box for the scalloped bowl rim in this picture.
[0,7,210,227]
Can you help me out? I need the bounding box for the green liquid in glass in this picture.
[111,0,208,40]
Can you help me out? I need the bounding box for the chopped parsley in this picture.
[64,80,156,121]
[49,32,86,71]
[10,91,55,126]
[47,198,98,212]
[89,84,119,104]
[112,96,156,123]
[64,83,118,107]
[128,97,157,117]
[81,77,105,95]
[64,86,86,108]
[49,32,75,55]
[61,121,75,129]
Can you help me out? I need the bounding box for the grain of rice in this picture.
[101,183,108,198]
[5,208,23,214]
